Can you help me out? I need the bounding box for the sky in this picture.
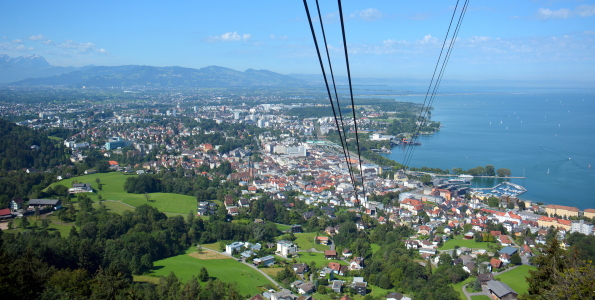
[1,0,594,84]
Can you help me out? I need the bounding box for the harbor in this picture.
[472,182,527,198]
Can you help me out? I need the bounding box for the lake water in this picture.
[373,91,595,210]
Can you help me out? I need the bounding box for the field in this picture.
[146,248,273,296]
[495,265,536,296]
[51,172,197,214]
[275,223,291,232]
[439,235,493,250]
[293,232,329,251]
[295,252,347,269]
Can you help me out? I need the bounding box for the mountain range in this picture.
[0,54,307,88]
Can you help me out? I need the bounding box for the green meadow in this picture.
[439,235,493,250]
[146,248,273,296]
[51,172,197,214]
[495,265,536,296]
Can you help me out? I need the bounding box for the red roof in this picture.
[108,160,119,166]
[0,208,11,216]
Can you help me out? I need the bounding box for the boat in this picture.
[447,179,471,185]
[458,174,474,179]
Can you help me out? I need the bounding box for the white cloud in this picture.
[576,4,595,17]
[28,34,47,41]
[208,31,251,42]
[12,39,23,44]
[536,4,595,20]
[269,35,288,40]
[57,40,108,54]
[468,36,492,43]
[351,8,382,21]
[42,39,54,45]
[416,34,438,45]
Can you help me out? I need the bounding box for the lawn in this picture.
[260,267,284,277]
[293,232,329,251]
[370,243,380,254]
[94,200,134,214]
[295,252,347,269]
[51,172,198,214]
[147,248,273,296]
[495,265,536,296]
[439,235,493,250]
[452,276,475,300]
[471,296,491,300]
[275,223,291,232]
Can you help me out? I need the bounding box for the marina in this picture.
[472,182,527,198]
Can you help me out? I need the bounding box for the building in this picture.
[545,204,579,218]
[331,280,342,293]
[9,198,23,211]
[584,208,595,219]
[0,208,13,221]
[28,199,62,210]
[486,280,518,300]
[226,242,243,255]
[105,137,131,150]
[276,241,298,257]
[68,183,93,194]
[253,255,275,267]
[324,250,337,260]
[570,220,594,235]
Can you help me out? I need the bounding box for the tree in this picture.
[485,165,495,176]
[199,267,209,282]
[525,236,595,299]
[41,218,50,229]
[19,216,30,228]
[496,168,511,177]
[420,174,432,185]
[487,197,500,208]
[510,253,522,265]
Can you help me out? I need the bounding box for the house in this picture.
[253,255,275,267]
[271,289,294,300]
[486,280,518,300]
[490,258,502,269]
[69,183,93,194]
[328,262,343,274]
[463,262,476,274]
[297,282,315,294]
[291,225,303,233]
[315,236,329,245]
[349,257,364,271]
[386,292,412,300]
[226,242,243,255]
[277,241,298,257]
[0,208,13,221]
[293,263,309,275]
[499,246,518,257]
[354,281,367,295]
[331,280,343,293]
[342,248,353,258]
[477,273,494,285]
[9,197,23,211]
[28,199,62,210]
[227,206,239,216]
[324,250,337,260]
[499,235,513,246]
[108,160,119,169]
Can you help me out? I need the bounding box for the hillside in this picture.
[11,64,308,88]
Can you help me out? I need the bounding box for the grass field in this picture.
[439,235,493,250]
[495,265,536,296]
[371,243,380,254]
[94,200,134,214]
[452,276,475,300]
[147,249,273,296]
[260,267,284,277]
[200,243,223,251]
[295,252,347,269]
[293,232,329,251]
[275,223,291,232]
[51,172,198,214]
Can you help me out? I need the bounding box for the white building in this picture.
[571,220,593,235]
[276,240,298,257]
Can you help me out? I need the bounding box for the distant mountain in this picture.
[10,64,308,88]
[0,54,90,83]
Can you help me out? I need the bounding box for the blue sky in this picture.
[1,0,594,83]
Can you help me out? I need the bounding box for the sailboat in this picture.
[547,168,550,175]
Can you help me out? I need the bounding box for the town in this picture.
[0,86,594,300]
